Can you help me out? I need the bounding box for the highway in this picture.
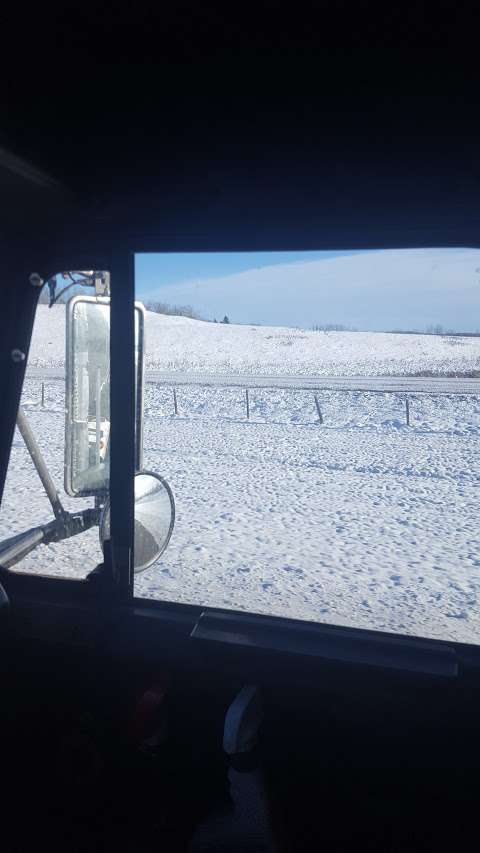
[26,368,480,395]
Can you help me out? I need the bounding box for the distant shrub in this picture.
[146,301,203,320]
[312,323,357,332]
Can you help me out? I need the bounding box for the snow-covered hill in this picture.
[28,304,480,377]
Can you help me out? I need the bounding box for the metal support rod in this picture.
[109,252,135,598]
[406,397,410,426]
[173,387,178,415]
[16,406,66,520]
[314,394,323,423]
[246,389,250,419]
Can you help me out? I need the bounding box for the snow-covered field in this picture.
[28,306,480,377]
[2,376,480,645]
[1,304,480,644]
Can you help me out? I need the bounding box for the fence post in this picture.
[405,397,410,426]
[41,382,45,408]
[314,394,323,424]
[245,389,250,419]
[173,388,178,415]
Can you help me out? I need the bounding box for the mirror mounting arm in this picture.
[0,507,100,570]
[86,539,124,600]
[47,271,110,308]
[16,406,68,522]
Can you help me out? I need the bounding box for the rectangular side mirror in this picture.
[65,295,145,497]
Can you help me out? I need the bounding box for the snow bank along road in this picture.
[2,378,480,647]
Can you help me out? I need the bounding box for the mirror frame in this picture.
[64,294,145,497]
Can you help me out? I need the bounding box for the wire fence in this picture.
[25,378,480,430]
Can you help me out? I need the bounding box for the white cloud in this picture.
[147,248,480,330]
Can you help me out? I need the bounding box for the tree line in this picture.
[145,301,230,323]
[39,290,231,324]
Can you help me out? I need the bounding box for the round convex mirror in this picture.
[100,472,175,573]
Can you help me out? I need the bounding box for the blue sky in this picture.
[135,250,358,296]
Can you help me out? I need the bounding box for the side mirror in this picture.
[99,471,175,573]
[64,295,145,497]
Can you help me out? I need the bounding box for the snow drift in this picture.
[28,304,480,377]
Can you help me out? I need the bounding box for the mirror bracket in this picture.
[86,539,115,591]
[94,271,110,297]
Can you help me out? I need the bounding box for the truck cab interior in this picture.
[1,65,480,852]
